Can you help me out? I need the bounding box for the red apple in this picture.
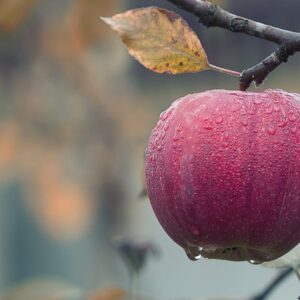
[145,89,300,263]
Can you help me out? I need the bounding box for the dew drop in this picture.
[291,127,297,134]
[176,127,182,133]
[240,118,248,126]
[184,245,202,261]
[215,116,223,124]
[240,108,247,115]
[264,107,273,114]
[160,131,166,139]
[164,124,170,131]
[224,132,229,139]
[203,124,213,130]
[150,154,157,163]
[278,118,288,128]
[266,126,276,135]
[230,103,241,112]
[223,142,229,148]
[160,111,168,121]
[254,98,262,105]
[248,259,262,265]
[288,114,297,122]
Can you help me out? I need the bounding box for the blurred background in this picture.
[0,0,299,299]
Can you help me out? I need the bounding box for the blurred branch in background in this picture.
[0,0,155,240]
[0,0,37,32]
[115,239,159,298]
[249,268,294,300]
[0,0,154,292]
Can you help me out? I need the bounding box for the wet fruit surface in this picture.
[145,89,300,263]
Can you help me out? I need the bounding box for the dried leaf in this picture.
[101,7,209,74]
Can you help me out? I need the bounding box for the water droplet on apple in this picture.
[215,116,223,124]
[230,103,241,112]
[264,107,273,114]
[203,124,213,130]
[291,127,297,134]
[150,154,157,163]
[160,111,168,121]
[278,118,288,128]
[288,114,297,122]
[266,126,276,135]
[223,142,229,148]
[240,118,248,126]
[240,108,247,115]
[254,98,262,105]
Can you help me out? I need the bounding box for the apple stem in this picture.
[208,63,241,77]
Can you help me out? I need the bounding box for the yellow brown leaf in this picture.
[101,7,209,74]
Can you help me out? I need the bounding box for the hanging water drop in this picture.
[184,245,202,261]
[248,259,261,265]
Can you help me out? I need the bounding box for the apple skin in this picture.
[145,89,300,263]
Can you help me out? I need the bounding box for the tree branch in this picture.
[249,268,294,300]
[240,41,300,90]
[167,0,300,90]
